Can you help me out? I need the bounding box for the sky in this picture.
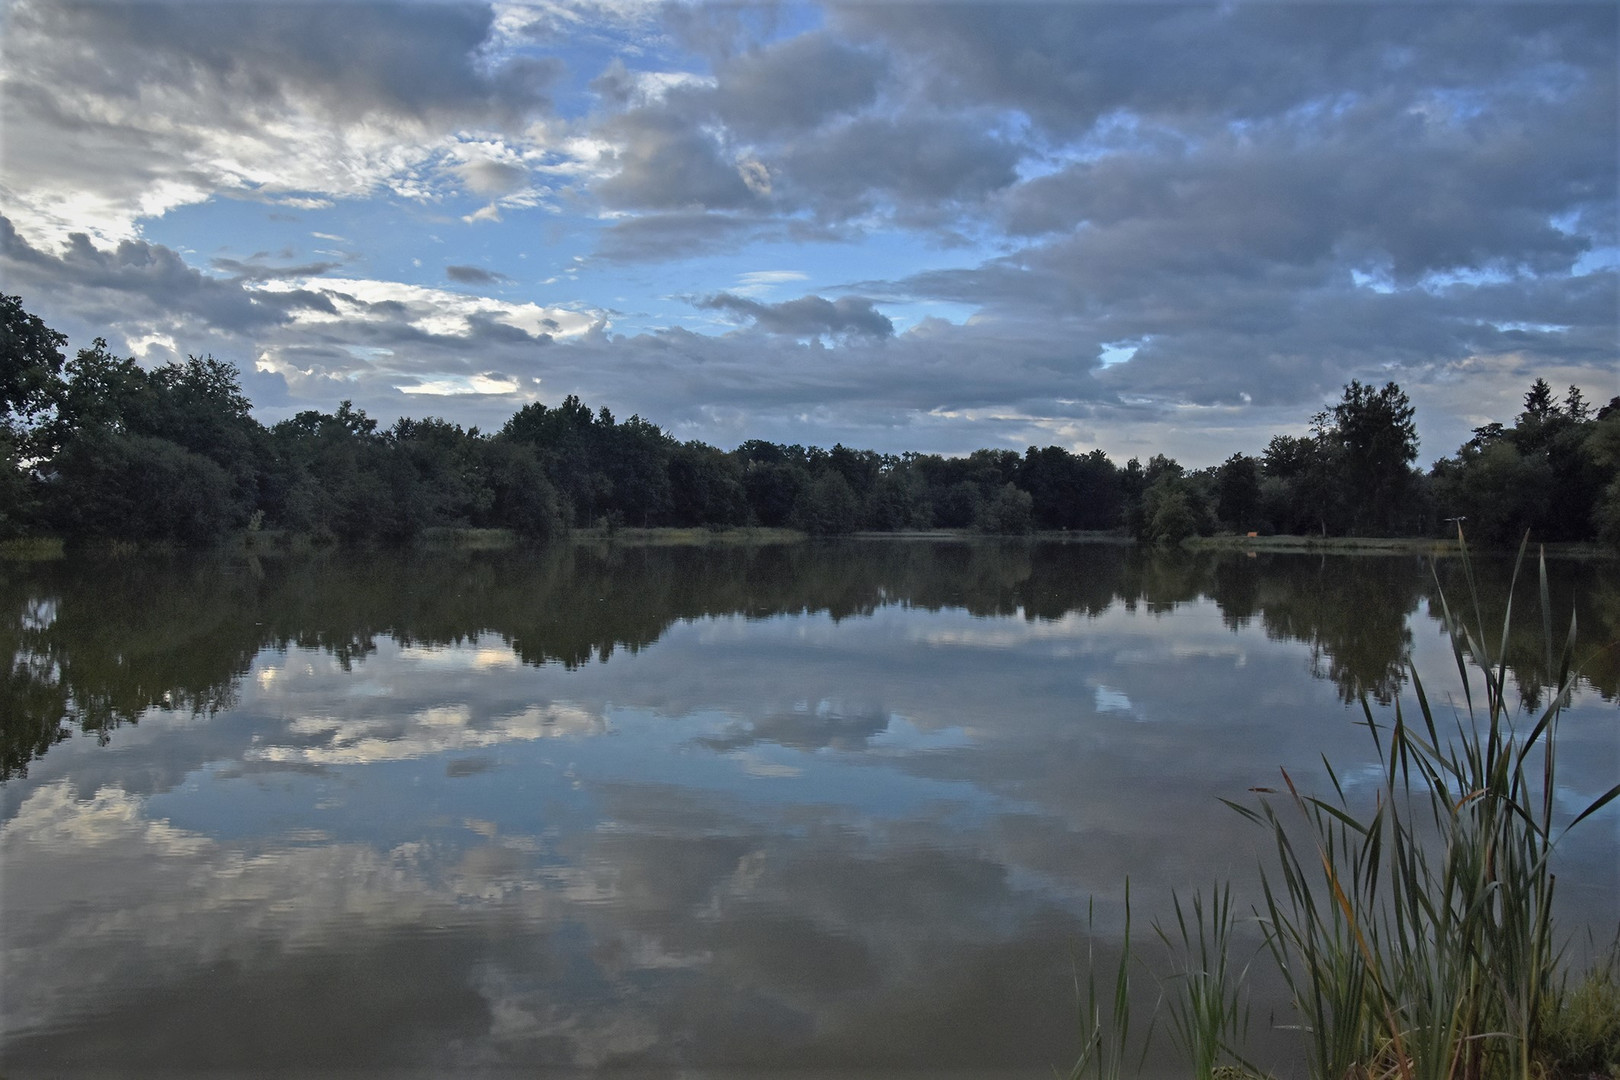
[1,0,1616,466]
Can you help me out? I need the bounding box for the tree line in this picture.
[3,295,1617,546]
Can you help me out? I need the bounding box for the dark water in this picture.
[2,539,1616,1078]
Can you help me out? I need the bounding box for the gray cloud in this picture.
[211,255,344,282]
[696,293,895,339]
[1,0,1612,466]
[831,2,1615,138]
[27,1,558,124]
[594,109,766,212]
[445,265,510,285]
[707,32,888,139]
[461,314,548,346]
[778,113,1022,222]
[455,159,530,198]
[585,18,1006,239]
[0,0,566,248]
[588,0,1614,279]
[994,85,1609,283]
[0,216,313,334]
[592,212,772,263]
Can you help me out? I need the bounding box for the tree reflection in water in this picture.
[3,540,1614,780]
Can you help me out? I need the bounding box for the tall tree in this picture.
[1329,380,1419,535]
[1,294,67,438]
[1,296,68,535]
[1215,453,1261,532]
[1521,378,1557,422]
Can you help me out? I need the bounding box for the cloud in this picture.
[250,702,607,766]
[594,107,767,212]
[211,255,345,282]
[777,113,1022,220]
[259,276,593,340]
[696,293,895,339]
[0,215,324,335]
[455,158,530,198]
[446,265,511,285]
[992,86,1607,283]
[0,0,1611,465]
[0,0,566,247]
[732,270,809,297]
[25,581,1593,1072]
[25,0,555,124]
[831,3,1615,138]
[707,32,888,139]
[591,211,774,262]
[583,31,1015,244]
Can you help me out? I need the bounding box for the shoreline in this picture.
[3,527,1613,560]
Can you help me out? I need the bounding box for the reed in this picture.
[1071,882,1147,1080]
[1156,883,1256,1080]
[1080,532,1619,1080]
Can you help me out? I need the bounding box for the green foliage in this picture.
[1261,432,1337,535]
[863,464,931,530]
[974,482,1034,534]
[1431,441,1554,546]
[2,296,1615,547]
[269,403,393,540]
[1,293,67,442]
[1070,885,1143,1080]
[668,441,748,526]
[1586,413,1620,550]
[0,427,36,538]
[794,471,860,535]
[1156,884,1254,1080]
[1019,445,1123,530]
[742,459,808,527]
[1538,950,1620,1079]
[1432,384,1618,546]
[1139,467,1212,544]
[480,438,565,539]
[1330,380,1419,535]
[49,431,236,542]
[1216,454,1262,533]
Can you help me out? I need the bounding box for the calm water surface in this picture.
[2,540,1616,1078]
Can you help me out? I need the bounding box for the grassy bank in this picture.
[0,537,65,561]
[1186,533,1619,558]
[570,525,805,545]
[6,526,1612,559]
[1185,533,1456,554]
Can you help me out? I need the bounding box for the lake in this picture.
[2,539,1616,1078]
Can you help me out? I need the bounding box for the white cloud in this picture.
[3,781,211,859]
[249,701,609,766]
[0,1,581,250]
[255,276,598,339]
[732,270,809,297]
[398,374,526,396]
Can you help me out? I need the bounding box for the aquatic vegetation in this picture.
[1071,884,1146,1080]
[1085,534,1620,1079]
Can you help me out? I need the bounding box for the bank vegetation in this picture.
[5,296,1618,549]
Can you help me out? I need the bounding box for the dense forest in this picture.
[4,294,1618,546]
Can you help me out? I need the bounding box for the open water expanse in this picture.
[2,539,1616,1078]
